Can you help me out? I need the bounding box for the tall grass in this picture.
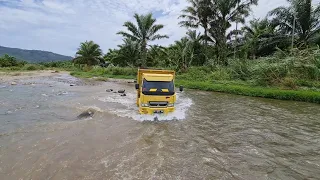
[70,66,137,79]
[177,49,320,89]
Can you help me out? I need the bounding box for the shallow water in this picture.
[0,73,320,179]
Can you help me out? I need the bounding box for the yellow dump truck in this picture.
[135,69,183,114]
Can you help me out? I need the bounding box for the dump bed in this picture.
[137,69,175,85]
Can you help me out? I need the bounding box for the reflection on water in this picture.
[0,73,320,180]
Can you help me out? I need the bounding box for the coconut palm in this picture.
[269,0,320,47]
[179,0,212,47]
[73,41,104,66]
[117,13,168,66]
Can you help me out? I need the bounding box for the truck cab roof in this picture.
[143,73,173,81]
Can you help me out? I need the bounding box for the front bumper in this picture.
[139,107,175,115]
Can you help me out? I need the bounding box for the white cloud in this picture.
[0,0,319,56]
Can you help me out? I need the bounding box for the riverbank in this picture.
[66,68,320,104]
[0,70,65,83]
[176,80,320,104]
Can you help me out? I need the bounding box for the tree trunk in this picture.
[218,26,228,66]
[216,33,228,66]
[141,40,147,67]
[204,28,208,48]
[204,28,208,65]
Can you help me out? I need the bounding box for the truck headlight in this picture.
[167,103,174,107]
[141,103,149,107]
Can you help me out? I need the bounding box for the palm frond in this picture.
[148,24,164,37]
[150,35,169,41]
[123,21,141,39]
[117,31,139,41]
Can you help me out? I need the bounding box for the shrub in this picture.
[281,77,297,89]
[229,59,251,80]
[22,64,44,71]
[177,67,210,81]
[209,67,232,81]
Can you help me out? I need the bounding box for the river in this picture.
[0,72,320,180]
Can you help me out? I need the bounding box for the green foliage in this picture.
[117,13,168,66]
[73,41,104,66]
[39,61,74,69]
[237,18,289,59]
[180,0,258,64]
[177,80,320,103]
[268,0,320,47]
[179,0,212,46]
[70,67,137,79]
[0,54,27,67]
[175,48,320,90]
[105,39,140,67]
[209,67,232,81]
[22,64,45,71]
[177,66,211,81]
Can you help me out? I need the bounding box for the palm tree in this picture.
[73,41,104,66]
[208,0,258,65]
[117,38,141,67]
[240,18,284,59]
[169,38,191,72]
[179,0,212,47]
[269,0,320,47]
[185,30,206,65]
[117,13,168,66]
[167,31,204,71]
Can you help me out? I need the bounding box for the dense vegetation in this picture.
[0,46,72,63]
[0,54,74,71]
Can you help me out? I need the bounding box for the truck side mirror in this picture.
[135,84,139,90]
[179,86,184,92]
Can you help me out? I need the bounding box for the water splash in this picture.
[98,92,192,121]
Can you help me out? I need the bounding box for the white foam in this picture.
[98,92,192,121]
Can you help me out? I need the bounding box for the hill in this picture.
[0,46,73,63]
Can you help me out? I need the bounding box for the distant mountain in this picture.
[0,46,73,63]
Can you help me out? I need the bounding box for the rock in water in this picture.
[120,93,126,97]
[106,89,113,92]
[77,109,96,119]
[70,84,75,86]
[118,89,125,93]
[11,82,17,85]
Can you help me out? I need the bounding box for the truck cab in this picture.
[135,69,181,114]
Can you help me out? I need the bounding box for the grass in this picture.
[70,70,135,80]
[176,80,320,104]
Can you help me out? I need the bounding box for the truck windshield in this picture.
[142,79,174,95]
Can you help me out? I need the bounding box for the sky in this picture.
[0,0,319,56]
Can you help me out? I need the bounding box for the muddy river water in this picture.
[0,73,320,180]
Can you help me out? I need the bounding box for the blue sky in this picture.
[0,0,319,56]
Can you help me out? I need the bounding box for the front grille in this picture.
[149,101,168,107]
